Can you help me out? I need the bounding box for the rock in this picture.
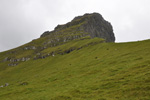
[24,46,36,50]
[17,59,20,62]
[10,59,16,62]
[0,85,4,88]
[32,46,36,49]
[51,52,55,57]
[21,57,30,61]
[20,82,28,86]
[8,51,16,54]
[73,13,115,42]
[41,31,50,37]
[21,57,25,61]
[77,47,82,50]
[37,53,41,55]
[3,57,11,62]
[58,52,64,55]
[24,47,28,50]
[40,13,115,42]
[65,48,75,54]
[26,58,30,61]
[6,57,30,64]
[0,83,9,88]
[34,53,50,59]
[8,63,18,66]
[4,83,9,87]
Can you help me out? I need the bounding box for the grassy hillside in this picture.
[0,38,150,100]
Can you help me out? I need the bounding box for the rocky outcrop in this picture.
[8,63,18,66]
[41,13,115,42]
[23,46,36,50]
[3,57,30,66]
[78,13,115,42]
[1,13,115,67]
[33,39,104,60]
[0,83,9,88]
[3,57,30,62]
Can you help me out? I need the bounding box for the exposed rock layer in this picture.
[41,13,115,42]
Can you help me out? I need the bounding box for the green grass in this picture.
[0,38,150,100]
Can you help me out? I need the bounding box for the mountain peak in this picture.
[72,13,102,21]
[41,13,115,42]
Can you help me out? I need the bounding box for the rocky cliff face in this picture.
[41,13,115,42]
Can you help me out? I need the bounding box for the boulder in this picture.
[3,57,11,62]
[0,85,3,88]
[4,83,9,87]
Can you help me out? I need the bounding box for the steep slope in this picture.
[0,39,150,100]
[0,13,115,67]
[0,13,150,100]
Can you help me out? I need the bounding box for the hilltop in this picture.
[0,13,150,100]
[41,13,115,42]
[0,13,115,67]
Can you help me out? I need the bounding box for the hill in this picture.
[0,13,150,100]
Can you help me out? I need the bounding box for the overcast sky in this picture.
[0,0,150,52]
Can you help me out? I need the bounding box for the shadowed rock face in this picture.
[81,13,115,42]
[41,13,115,42]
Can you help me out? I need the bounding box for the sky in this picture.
[0,0,150,52]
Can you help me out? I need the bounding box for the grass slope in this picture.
[0,38,150,100]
